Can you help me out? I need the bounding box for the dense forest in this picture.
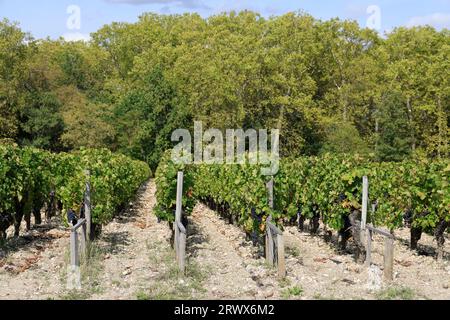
[0,11,448,170]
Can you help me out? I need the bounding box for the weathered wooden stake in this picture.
[174,172,186,272]
[174,221,179,263]
[361,176,369,230]
[266,178,275,266]
[175,172,184,223]
[266,226,274,266]
[80,223,87,258]
[277,234,286,279]
[84,170,92,243]
[267,178,274,210]
[174,172,184,261]
[70,229,79,267]
[365,229,372,267]
[179,231,187,274]
[384,237,394,281]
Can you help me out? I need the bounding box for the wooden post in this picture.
[84,170,92,243]
[266,218,274,266]
[267,231,274,266]
[175,172,184,223]
[175,172,184,263]
[361,176,369,230]
[80,223,87,258]
[70,229,79,267]
[179,231,186,274]
[175,226,179,263]
[384,237,394,281]
[365,229,372,267]
[266,178,275,266]
[267,178,274,210]
[277,234,286,279]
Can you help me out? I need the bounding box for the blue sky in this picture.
[0,0,449,40]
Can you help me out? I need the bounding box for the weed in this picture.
[282,286,303,299]
[376,286,415,300]
[278,277,292,288]
[136,290,151,300]
[286,246,300,258]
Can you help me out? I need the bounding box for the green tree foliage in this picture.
[0,19,29,139]
[0,13,447,163]
[382,27,450,157]
[321,121,370,155]
[20,92,64,150]
[376,92,413,162]
[113,66,191,170]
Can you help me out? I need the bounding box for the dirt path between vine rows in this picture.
[88,180,172,300]
[186,204,282,299]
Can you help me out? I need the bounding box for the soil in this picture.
[0,180,449,300]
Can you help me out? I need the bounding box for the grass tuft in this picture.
[376,286,415,300]
[282,286,303,299]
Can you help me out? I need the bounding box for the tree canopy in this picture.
[0,12,448,169]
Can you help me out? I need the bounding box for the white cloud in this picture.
[407,13,450,29]
[62,32,91,42]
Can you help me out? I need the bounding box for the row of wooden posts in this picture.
[171,173,394,281]
[69,171,394,282]
[265,175,395,281]
[70,170,189,274]
[172,172,287,278]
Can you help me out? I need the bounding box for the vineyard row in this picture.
[155,152,449,255]
[0,145,151,240]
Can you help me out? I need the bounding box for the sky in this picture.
[0,0,449,40]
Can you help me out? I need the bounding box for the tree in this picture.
[0,13,447,163]
[113,66,191,170]
[57,85,114,150]
[0,19,30,139]
[20,92,64,150]
[383,27,448,155]
[321,120,370,155]
[422,35,450,158]
[376,92,412,162]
